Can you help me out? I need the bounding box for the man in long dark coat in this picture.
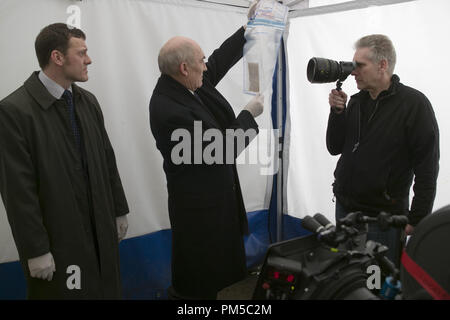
[0,23,129,299]
[149,16,264,298]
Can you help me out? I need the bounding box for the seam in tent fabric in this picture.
[289,0,417,17]
[133,0,249,13]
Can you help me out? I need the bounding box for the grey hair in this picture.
[355,34,397,75]
[158,39,196,76]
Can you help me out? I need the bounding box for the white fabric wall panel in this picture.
[286,0,450,222]
[0,0,272,263]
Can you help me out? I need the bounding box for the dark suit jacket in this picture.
[149,27,259,299]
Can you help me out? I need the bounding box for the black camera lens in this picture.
[307,57,339,83]
[307,57,355,83]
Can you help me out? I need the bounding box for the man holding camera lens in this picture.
[326,34,439,266]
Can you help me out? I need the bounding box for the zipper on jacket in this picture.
[368,100,380,124]
[352,103,361,153]
[367,89,395,124]
[346,86,397,202]
[352,91,394,153]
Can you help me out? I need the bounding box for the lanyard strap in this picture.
[401,249,450,300]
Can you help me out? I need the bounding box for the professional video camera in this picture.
[307,57,355,91]
[253,211,408,300]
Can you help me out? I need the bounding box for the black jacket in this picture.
[326,75,439,226]
[149,27,258,298]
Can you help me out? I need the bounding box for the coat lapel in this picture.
[155,74,221,129]
[196,81,236,131]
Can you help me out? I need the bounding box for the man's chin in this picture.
[75,75,89,83]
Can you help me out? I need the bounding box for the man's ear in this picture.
[379,59,388,73]
[50,50,65,67]
[179,62,188,76]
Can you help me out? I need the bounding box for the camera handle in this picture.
[330,80,345,113]
[365,240,400,282]
[365,240,402,299]
[338,211,407,282]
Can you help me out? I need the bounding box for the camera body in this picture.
[252,232,378,300]
[253,212,407,300]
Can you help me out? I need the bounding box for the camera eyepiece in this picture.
[307,57,356,84]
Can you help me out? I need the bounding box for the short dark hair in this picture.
[35,23,86,69]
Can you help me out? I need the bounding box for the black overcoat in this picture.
[149,27,259,299]
[0,72,129,299]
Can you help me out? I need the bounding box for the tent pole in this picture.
[289,0,417,18]
[276,43,284,243]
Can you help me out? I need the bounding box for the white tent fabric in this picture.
[1,0,449,299]
[0,0,273,264]
[285,0,450,223]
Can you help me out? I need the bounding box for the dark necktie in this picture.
[62,90,81,150]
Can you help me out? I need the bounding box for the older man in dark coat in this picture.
[149,21,264,298]
[0,23,129,299]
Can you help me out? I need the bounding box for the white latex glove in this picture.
[28,252,56,281]
[116,215,128,242]
[247,0,260,20]
[244,93,264,118]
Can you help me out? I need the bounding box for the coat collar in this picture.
[155,74,220,128]
[24,71,83,110]
[351,74,401,101]
[24,71,57,110]
[156,74,198,104]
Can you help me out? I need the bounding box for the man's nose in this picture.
[86,54,92,65]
